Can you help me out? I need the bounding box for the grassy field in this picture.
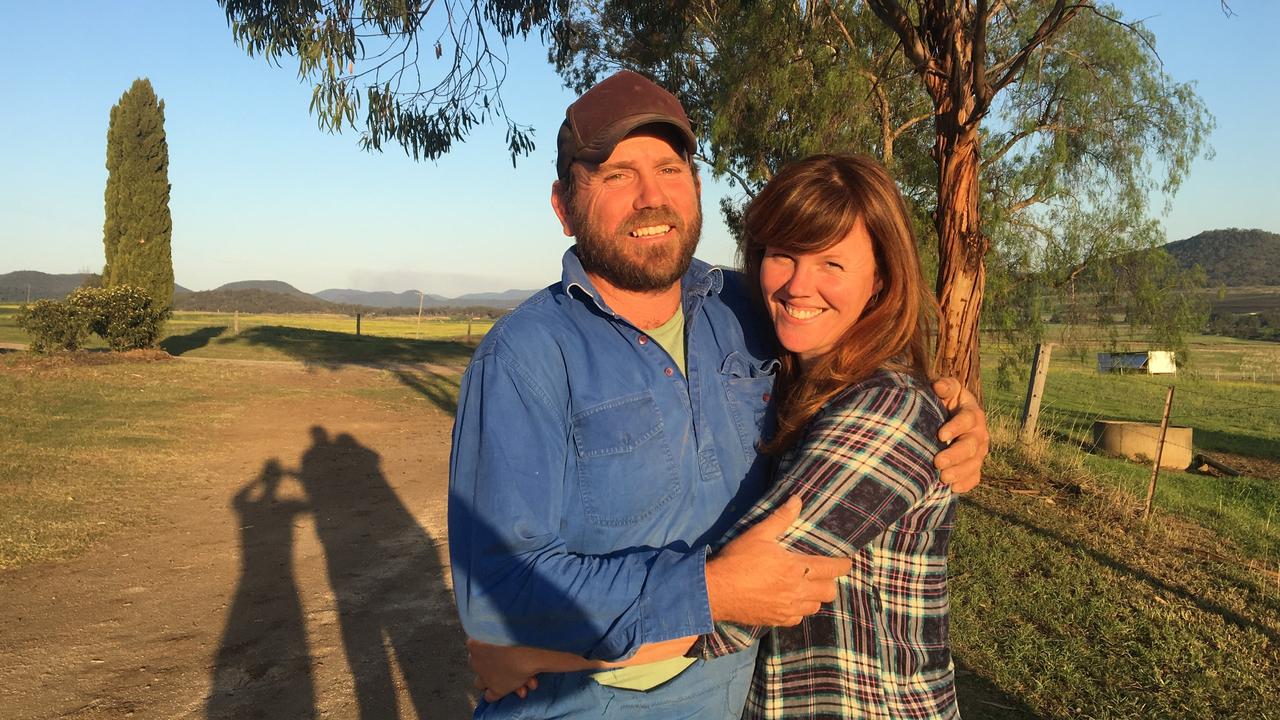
[0,305,495,364]
[2,353,1275,717]
[982,345,1280,562]
[4,307,1279,717]
[0,351,454,570]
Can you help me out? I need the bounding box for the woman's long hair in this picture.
[741,154,938,454]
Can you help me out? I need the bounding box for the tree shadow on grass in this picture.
[1043,407,1280,464]
[228,325,476,370]
[965,498,1280,645]
[391,368,461,414]
[160,325,227,355]
[207,427,475,719]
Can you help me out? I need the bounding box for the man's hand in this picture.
[706,496,851,627]
[468,638,540,703]
[932,377,989,493]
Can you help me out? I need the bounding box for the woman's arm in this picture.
[696,376,947,658]
[468,636,697,701]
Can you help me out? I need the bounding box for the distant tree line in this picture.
[1207,310,1280,343]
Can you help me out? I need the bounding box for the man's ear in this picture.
[551,180,574,238]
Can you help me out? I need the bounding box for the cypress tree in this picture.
[103,78,174,309]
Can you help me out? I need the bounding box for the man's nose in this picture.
[633,172,668,209]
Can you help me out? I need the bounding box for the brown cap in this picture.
[556,70,697,180]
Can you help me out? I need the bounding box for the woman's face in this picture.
[759,217,882,369]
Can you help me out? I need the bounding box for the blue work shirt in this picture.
[449,248,777,717]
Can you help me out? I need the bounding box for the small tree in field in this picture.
[16,301,91,353]
[68,286,168,352]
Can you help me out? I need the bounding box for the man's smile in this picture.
[630,224,674,238]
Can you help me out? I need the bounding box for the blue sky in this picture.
[1,1,1276,295]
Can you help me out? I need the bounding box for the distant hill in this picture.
[1165,228,1280,287]
[4,270,533,311]
[452,289,536,308]
[315,287,534,309]
[0,271,96,301]
[175,288,341,314]
[315,289,449,308]
[213,280,314,298]
[0,271,191,301]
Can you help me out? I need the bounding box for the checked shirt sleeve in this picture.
[694,375,945,658]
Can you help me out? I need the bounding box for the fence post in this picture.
[233,309,239,335]
[1142,386,1176,521]
[356,313,362,338]
[466,317,473,344]
[1019,343,1053,443]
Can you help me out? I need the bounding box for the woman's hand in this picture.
[931,377,989,493]
[468,638,541,703]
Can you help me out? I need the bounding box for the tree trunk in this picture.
[931,122,988,399]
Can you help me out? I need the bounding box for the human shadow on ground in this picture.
[207,459,316,718]
[207,427,474,719]
[160,325,227,355]
[953,656,1044,719]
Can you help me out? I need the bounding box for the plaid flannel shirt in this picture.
[694,370,958,719]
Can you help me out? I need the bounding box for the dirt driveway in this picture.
[0,362,476,719]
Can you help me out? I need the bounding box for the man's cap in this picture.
[556,70,697,180]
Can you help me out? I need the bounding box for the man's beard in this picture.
[572,204,702,292]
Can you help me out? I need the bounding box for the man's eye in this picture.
[826,261,845,270]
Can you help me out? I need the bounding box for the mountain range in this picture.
[5,227,1275,308]
[0,273,536,310]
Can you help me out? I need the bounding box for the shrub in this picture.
[67,285,169,351]
[16,300,91,352]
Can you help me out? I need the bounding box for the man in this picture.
[448,70,988,718]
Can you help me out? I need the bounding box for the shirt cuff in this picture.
[586,545,714,661]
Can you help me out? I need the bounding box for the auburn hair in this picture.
[741,154,938,454]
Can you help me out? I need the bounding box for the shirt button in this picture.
[638,335,649,345]
[762,393,771,403]
[664,367,674,377]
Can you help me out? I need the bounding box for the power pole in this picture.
[416,291,425,338]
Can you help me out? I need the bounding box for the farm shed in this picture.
[1096,351,1177,375]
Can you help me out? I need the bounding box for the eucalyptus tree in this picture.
[219,0,1217,392]
[550,0,1213,392]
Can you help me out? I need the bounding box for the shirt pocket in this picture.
[719,351,778,455]
[572,391,680,527]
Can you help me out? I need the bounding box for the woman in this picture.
[471,153,958,719]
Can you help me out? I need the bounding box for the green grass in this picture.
[950,415,1280,719]
[952,484,1280,719]
[981,351,1280,565]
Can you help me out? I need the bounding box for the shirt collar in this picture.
[560,246,725,317]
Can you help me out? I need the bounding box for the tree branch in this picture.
[988,0,1084,95]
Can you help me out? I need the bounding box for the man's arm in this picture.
[932,377,989,493]
[450,347,849,662]
[449,349,709,661]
